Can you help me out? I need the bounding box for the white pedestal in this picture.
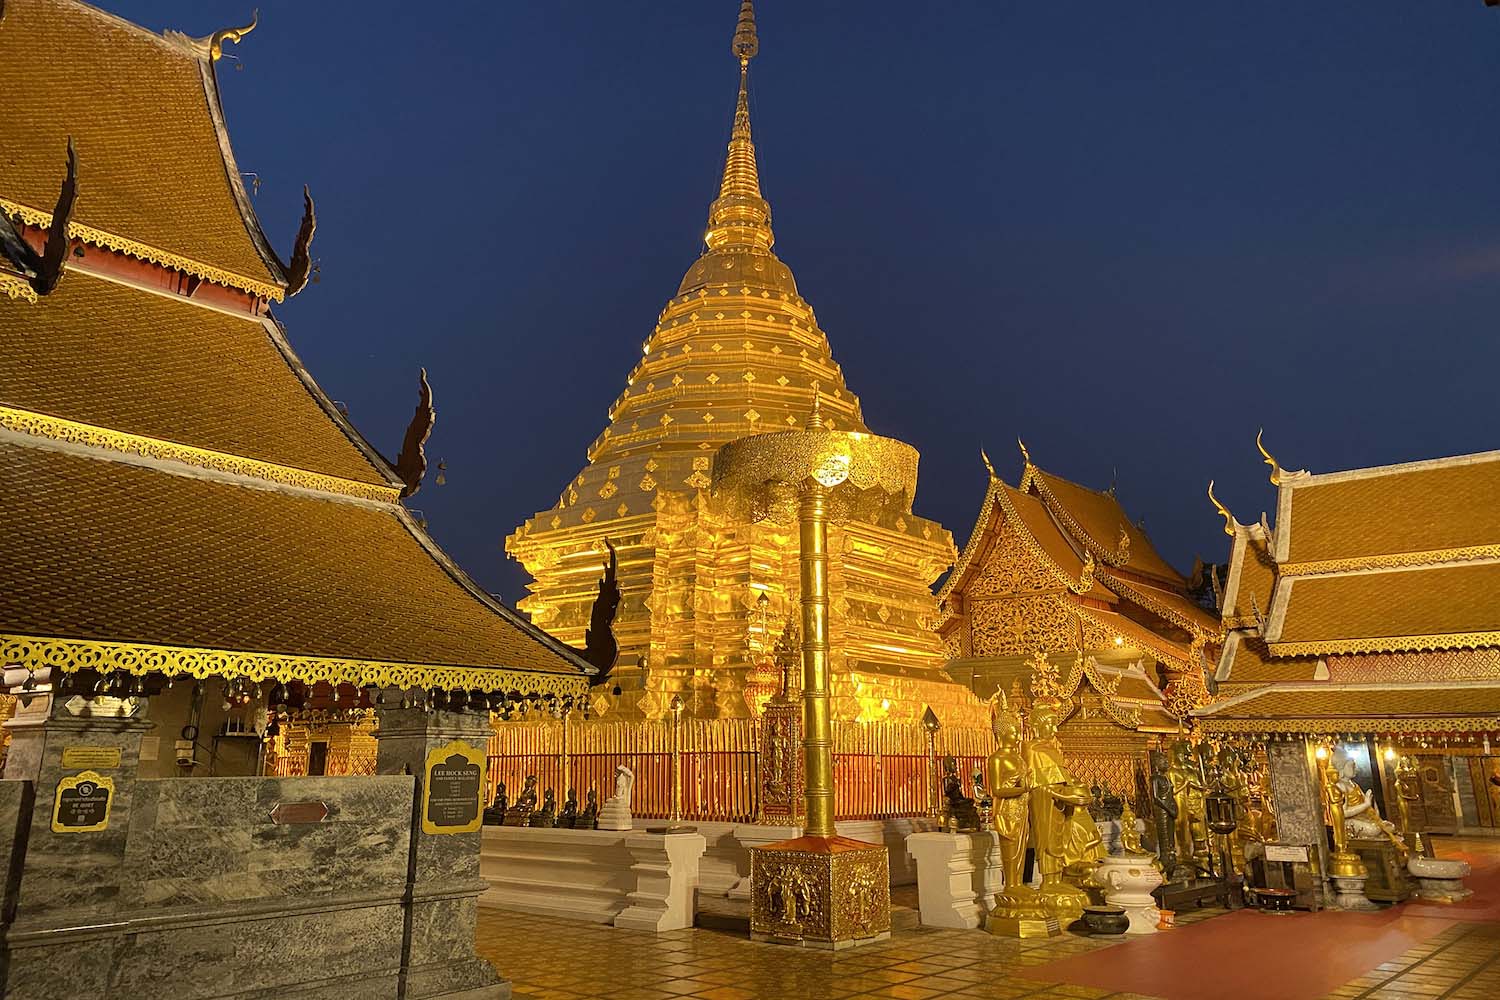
[905,830,1001,930]
[1330,874,1379,911]
[615,831,707,932]
[597,798,632,832]
[1098,854,1162,934]
[728,823,801,900]
[1409,856,1473,903]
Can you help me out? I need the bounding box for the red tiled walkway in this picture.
[1020,836,1500,1000]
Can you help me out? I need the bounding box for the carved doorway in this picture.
[1415,755,1458,833]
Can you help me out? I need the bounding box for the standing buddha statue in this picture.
[1022,652,1095,923]
[983,690,1050,935]
[1393,753,1422,850]
[1166,740,1207,874]
[1319,750,1366,879]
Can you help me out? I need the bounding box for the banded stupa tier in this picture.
[507,3,982,726]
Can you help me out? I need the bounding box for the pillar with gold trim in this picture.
[713,399,919,947]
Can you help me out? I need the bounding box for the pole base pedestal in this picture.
[750,835,890,949]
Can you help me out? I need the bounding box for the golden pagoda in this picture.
[507,1,984,728]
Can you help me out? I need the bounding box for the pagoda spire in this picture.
[705,1,773,251]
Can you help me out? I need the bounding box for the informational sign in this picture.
[1265,844,1310,863]
[421,740,485,835]
[52,770,114,833]
[270,801,330,825]
[61,746,122,769]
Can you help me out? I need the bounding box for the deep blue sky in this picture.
[117,2,1500,602]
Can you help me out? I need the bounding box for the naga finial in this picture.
[732,0,759,64]
[1071,551,1097,594]
[1256,428,1282,486]
[1207,480,1237,537]
[1017,437,1031,468]
[284,185,316,297]
[395,368,436,499]
[980,446,996,480]
[209,9,258,62]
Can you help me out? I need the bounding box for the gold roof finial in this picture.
[732,0,759,64]
[807,390,825,430]
[980,446,996,480]
[1207,480,1237,537]
[209,9,258,62]
[1017,437,1031,468]
[1256,428,1283,486]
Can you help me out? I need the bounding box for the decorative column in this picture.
[373,702,506,999]
[713,398,917,948]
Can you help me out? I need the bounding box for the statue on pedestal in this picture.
[503,775,539,826]
[1334,750,1407,857]
[1149,750,1182,878]
[528,788,558,828]
[557,788,579,828]
[942,755,981,831]
[578,786,600,830]
[1319,750,1374,908]
[983,689,1049,935]
[483,781,508,826]
[1023,653,1094,924]
[597,763,635,831]
[1166,740,1208,874]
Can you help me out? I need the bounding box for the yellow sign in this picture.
[52,770,114,833]
[61,746,122,769]
[421,740,486,835]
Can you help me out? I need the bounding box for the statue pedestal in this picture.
[1408,856,1472,903]
[597,798,632,832]
[615,830,707,932]
[904,831,1001,930]
[750,835,890,949]
[1329,874,1379,910]
[1098,854,1163,934]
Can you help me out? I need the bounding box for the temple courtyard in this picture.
[476,838,1500,1000]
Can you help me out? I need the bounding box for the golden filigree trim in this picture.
[992,484,1087,594]
[1099,570,1224,641]
[1,198,284,302]
[0,634,590,698]
[0,272,38,303]
[1072,602,1192,672]
[0,405,400,503]
[1279,545,1500,577]
[936,479,1000,603]
[1268,631,1500,658]
[1197,715,1500,735]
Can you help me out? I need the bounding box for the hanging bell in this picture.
[435,460,447,487]
[449,689,469,712]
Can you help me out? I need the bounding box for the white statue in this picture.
[597,764,635,831]
[1333,751,1405,854]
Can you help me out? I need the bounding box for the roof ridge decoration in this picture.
[1096,567,1225,642]
[0,403,402,504]
[0,138,78,302]
[1079,655,1144,730]
[1207,480,1240,537]
[1256,428,1308,486]
[991,480,1094,595]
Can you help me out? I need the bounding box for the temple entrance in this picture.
[1415,754,1459,833]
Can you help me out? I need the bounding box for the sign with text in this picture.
[1265,844,1310,863]
[421,740,485,835]
[61,746,122,769]
[52,770,114,833]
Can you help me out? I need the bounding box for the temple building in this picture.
[0,0,591,774]
[1196,444,1500,833]
[935,445,1223,792]
[506,0,984,729]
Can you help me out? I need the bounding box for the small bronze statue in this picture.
[942,755,982,831]
[483,781,508,826]
[557,788,579,828]
[528,788,558,828]
[577,787,600,830]
[503,775,539,826]
[1149,750,1187,881]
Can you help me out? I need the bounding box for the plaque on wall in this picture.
[1265,844,1310,863]
[421,740,486,835]
[61,746,123,769]
[52,770,114,833]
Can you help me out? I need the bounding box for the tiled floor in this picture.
[474,837,1500,1000]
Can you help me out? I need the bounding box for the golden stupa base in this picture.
[750,835,891,949]
[1328,851,1368,879]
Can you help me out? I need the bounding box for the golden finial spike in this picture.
[732,0,759,64]
[807,391,825,430]
[980,446,996,479]
[1017,437,1031,467]
[1256,428,1283,486]
[209,9,257,61]
[1207,480,1237,537]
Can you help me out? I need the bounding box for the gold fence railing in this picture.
[485,718,995,823]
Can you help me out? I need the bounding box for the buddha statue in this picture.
[1166,740,1207,874]
[942,755,982,831]
[1216,747,1257,870]
[528,788,558,828]
[557,788,579,828]
[1394,754,1422,847]
[1119,800,1147,856]
[578,786,600,830]
[983,690,1047,931]
[1149,750,1181,876]
[1333,751,1406,857]
[503,775,539,826]
[482,781,508,826]
[1319,751,1366,878]
[1022,653,1094,923]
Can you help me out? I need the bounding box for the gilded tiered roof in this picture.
[0,0,284,299]
[506,2,974,725]
[0,1,589,694]
[937,446,1214,730]
[1202,446,1500,733]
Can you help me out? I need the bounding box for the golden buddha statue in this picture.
[1119,800,1147,856]
[983,690,1049,934]
[1318,751,1366,878]
[1023,653,1094,923]
[1166,740,1207,873]
[1216,747,1257,872]
[1394,753,1421,847]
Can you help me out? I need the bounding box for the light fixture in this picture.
[1314,745,1328,760]
[1383,747,1396,761]
[1113,636,1124,647]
